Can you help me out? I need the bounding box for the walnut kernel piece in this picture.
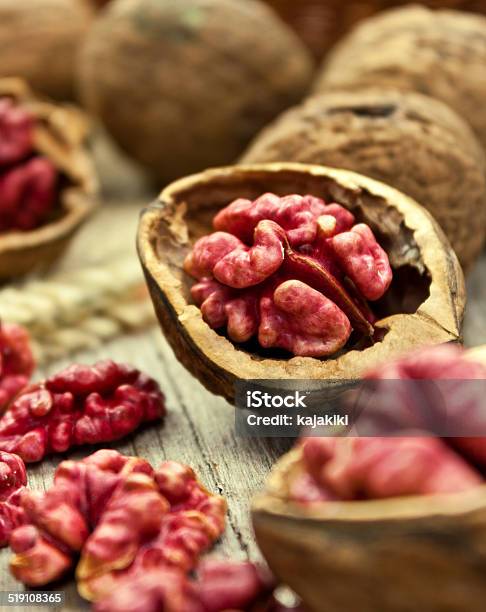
[0,361,165,462]
[137,163,465,404]
[0,78,97,279]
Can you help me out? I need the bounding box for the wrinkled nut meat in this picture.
[0,451,26,547]
[290,346,486,504]
[94,559,304,612]
[352,344,486,458]
[137,164,465,403]
[291,436,483,504]
[0,323,35,412]
[0,361,165,463]
[252,345,486,612]
[185,193,392,357]
[8,449,226,599]
[0,98,58,232]
[0,79,97,279]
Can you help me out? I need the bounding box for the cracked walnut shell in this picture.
[137,163,465,404]
[0,79,97,279]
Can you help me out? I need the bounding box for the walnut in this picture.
[78,0,313,184]
[252,345,486,612]
[137,163,465,404]
[241,88,486,270]
[263,1,486,59]
[0,0,94,100]
[315,6,486,154]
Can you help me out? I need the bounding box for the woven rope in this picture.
[0,256,155,364]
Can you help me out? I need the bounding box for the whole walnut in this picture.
[0,0,95,100]
[78,0,314,184]
[242,89,486,270]
[315,6,486,153]
[263,0,486,59]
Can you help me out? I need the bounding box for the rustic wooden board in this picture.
[0,135,484,610]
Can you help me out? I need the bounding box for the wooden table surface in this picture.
[0,136,485,610]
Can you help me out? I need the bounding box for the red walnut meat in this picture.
[290,436,483,504]
[0,323,35,412]
[77,460,227,601]
[289,345,486,504]
[0,98,33,166]
[0,360,165,462]
[0,97,58,232]
[356,344,486,466]
[9,450,226,595]
[0,451,26,547]
[94,560,303,612]
[184,194,392,357]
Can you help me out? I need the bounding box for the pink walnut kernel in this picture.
[0,157,58,232]
[8,450,226,595]
[94,560,302,612]
[77,460,227,601]
[0,451,27,547]
[0,98,33,166]
[362,345,486,467]
[0,323,35,412]
[9,450,155,586]
[294,437,483,503]
[185,193,392,357]
[0,97,59,233]
[0,360,165,463]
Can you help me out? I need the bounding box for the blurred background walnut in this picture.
[0,0,95,101]
[78,0,314,185]
[315,6,486,155]
[263,0,486,59]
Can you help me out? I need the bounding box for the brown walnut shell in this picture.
[0,79,97,279]
[263,0,486,59]
[315,6,486,154]
[252,346,486,612]
[241,88,486,271]
[78,0,313,185]
[137,163,465,404]
[0,0,94,100]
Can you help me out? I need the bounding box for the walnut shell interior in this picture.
[137,163,465,403]
[0,78,97,279]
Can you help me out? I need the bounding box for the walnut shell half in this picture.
[252,347,486,612]
[137,163,464,404]
[0,79,97,279]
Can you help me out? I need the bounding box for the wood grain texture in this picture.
[0,134,483,610]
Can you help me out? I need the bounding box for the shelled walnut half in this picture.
[0,78,97,279]
[252,345,486,612]
[137,163,465,404]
